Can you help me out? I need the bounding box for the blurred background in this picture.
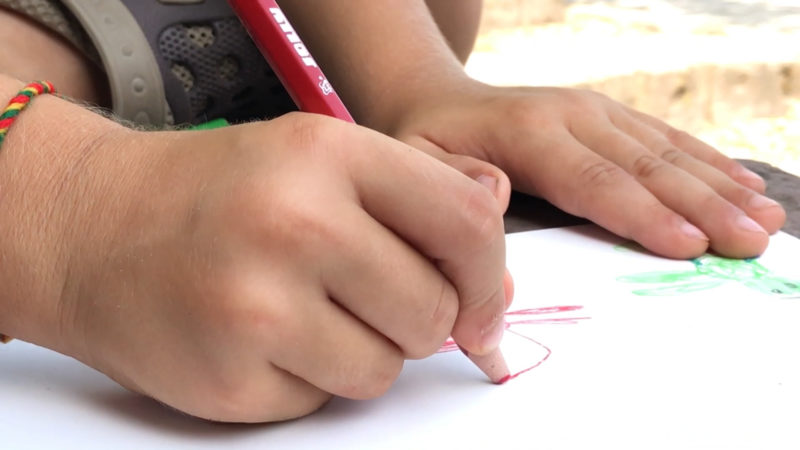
[467,0,800,175]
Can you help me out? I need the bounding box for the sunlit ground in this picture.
[466,0,800,175]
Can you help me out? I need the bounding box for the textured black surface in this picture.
[119,0,296,125]
[744,159,800,237]
[158,18,296,124]
[505,159,799,238]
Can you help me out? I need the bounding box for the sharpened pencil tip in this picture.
[496,374,512,385]
[460,345,510,384]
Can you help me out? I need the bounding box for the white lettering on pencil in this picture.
[319,76,333,95]
[294,43,311,58]
[269,7,318,68]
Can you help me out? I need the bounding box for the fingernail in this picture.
[681,221,709,241]
[737,215,767,234]
[748,194,781,210]
[481,315,505,351]
[475,174,498,196]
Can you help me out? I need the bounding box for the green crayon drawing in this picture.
[615,244,800,297]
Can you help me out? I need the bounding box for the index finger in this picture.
[340,124,508,355]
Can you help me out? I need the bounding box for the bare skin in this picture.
[280,0,784,259]
[0,7,510,422]
[0,8,108,105]
[0,2,482,103]
[425,0,483,63]
[0,0,787,422]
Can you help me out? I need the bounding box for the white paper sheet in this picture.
[4,225,800,449]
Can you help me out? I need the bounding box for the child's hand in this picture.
[3,108,509,422]
[393,84,786,259]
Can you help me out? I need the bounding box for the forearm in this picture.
[0,7,108,106]
[425,0,483,64]
[278,0,475,133]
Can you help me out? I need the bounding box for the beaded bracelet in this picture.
[0,80,56,151]
[0,81,55,343]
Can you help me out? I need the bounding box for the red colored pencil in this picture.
[228,0,355,123]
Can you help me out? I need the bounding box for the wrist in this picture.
[0,74,128,353]
[381,74,496,143]
[365,68,480,136]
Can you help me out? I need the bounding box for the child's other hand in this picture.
[394,84,786,259]
[17,113,509,422]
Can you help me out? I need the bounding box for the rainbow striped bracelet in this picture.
[0,80,56,150]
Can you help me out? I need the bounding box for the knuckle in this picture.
[724,159,748,175]
[200,375,331,423]
[243,295,294,340]
[663,126,692,146]
[408,281,459,359]
[339,353,404,400]
[281,203,349,252]
[203,381,266,422]
[658,147,684,165]
[460,184,504,244]
[274,111,341,156]
[566,89,607,112]
[225,179,343,254]
[210,269,289,335]
[716,154,748,178]
[273,391,332,421]
[184,363,268,422]
[577,160,627,189]
[193,260,301,340]
[429,280,460,339]
[631,153,667,179]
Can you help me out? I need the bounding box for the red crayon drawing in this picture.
[438,306,590,381]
